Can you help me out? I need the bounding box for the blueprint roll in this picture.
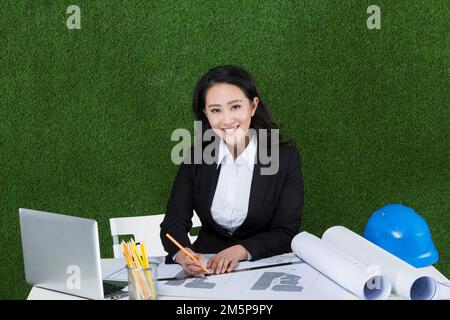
[322,226,438,300]
[291,232,391,300]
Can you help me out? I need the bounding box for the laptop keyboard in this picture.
[103,281,126,296]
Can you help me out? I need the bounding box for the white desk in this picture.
[27,258,449,300]
[27,258,201,300]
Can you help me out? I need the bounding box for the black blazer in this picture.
[160,142,304,263]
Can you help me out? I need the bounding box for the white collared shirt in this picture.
[173,136,257,262]
[211,135,257,235]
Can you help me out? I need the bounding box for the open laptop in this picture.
[19,208,128,300]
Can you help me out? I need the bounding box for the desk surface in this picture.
[28,258,448,300]
[26,258,383,300]
[27,258,204,300]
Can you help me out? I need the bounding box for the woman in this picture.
[160,65,304,277]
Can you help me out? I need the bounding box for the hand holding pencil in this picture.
[166,233,210,276]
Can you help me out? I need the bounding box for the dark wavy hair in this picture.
[192,65,285,146]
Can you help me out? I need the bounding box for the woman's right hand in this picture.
[174,248,207,277]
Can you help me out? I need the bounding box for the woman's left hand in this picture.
[207,245,249,274]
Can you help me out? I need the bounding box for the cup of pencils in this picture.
[121,240,158,300]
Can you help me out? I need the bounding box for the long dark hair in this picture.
[192,65,285,146]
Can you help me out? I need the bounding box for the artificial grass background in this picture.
[1,1,448,299]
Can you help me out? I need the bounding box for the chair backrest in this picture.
[109,211,201,258]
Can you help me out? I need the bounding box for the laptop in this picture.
[19,208,128,300]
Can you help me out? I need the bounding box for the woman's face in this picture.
[204,83,259,147]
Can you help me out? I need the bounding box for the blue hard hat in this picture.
[363,204,439,268]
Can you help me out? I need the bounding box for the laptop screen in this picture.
[19,208,105,300]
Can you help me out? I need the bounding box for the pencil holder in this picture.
[127,263,158,300]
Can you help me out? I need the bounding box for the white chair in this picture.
[109,211,201,258]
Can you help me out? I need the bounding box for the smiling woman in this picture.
[203,83,258,159]
[160,65,304,277]
[193,65,281,150]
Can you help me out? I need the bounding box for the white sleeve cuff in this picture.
[246,251,252,261]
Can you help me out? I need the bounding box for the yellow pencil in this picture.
[128,242,140,268]
[140,241,149,268]
[166,233,209,273]
[131,239,145,267]
[121,241,133,267]
[128,241,150,299]
[140,241,157,298]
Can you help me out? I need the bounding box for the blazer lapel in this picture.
[207,163,221,210]
[200,141,230,236]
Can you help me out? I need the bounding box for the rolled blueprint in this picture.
[322,226,438,300]
[291,231,392,300]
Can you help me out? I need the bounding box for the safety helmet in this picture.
[363,204,439,268]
